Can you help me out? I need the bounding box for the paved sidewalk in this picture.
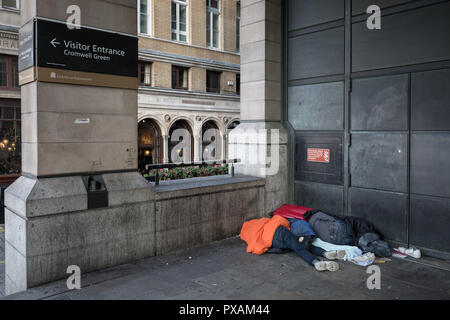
[1,233,450,300]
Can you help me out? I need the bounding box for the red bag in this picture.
[273,204,313,220]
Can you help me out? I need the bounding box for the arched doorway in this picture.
[138,119,163,171]
[202,120,222,161]
[169,119,194,163]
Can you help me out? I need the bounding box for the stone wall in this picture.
[4,174,265,294]
[155,176,265,255]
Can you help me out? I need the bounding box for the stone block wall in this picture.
[5,174,266,294]
[154,176,265,255]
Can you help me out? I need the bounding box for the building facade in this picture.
[0,0,20,186]
[0,0,241,178]
[137,0,241,169]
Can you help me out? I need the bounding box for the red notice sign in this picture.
[307,148,331,163]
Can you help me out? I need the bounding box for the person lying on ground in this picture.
[240,215,345,272]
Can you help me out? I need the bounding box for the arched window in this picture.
[138,119,163,171]
[169,119,194,163]
[202,120,221,161]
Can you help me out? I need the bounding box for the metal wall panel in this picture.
[352,2,450,72]
[288,82,344,130]
[352,0,414,15]
[351,74,409,131]
[412,68,450,131]
[295,133,344,185]
[411,133,450,198]
[350,187,408,243]
[411,195,450,252]
[288,27,345,80]
[350,133,408,193]
[294,182,344,215]
[288,0,344,31]
[287,0,450,256]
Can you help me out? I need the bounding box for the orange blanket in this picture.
[240,215,290,255]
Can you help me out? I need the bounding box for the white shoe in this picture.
[397,247,407,254]
[314,261,339,272]
[405,247,421,259]
[324,250,346,260]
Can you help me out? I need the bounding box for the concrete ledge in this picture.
[154,175,266,256]
[4,173,266,295]
[154,175,265,200]
[103,172,154,206]
[5,176,88,219]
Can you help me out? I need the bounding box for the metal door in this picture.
[286,0,450,257]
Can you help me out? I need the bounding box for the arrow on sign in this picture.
[50,38,60,48]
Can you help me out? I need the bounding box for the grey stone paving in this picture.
[1,232,450,300]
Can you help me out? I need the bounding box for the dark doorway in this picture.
[202,120,221,161]
[138,119,162,171]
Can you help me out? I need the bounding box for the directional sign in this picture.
[18,19,34,72]
[19,18,138,89]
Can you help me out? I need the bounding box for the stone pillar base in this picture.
[4,172,154,295]
[229,122,289,216]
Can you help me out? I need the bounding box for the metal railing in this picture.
[145,159,241,186]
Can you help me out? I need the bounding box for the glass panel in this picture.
[179,34,187,42]
[212,14,219,48]
[206,13,211,47]
[179,5,187,32]
[172,67,178,88]
[144,64,151,85]
[172,2,177,27]
[0,99,21,175]
[178,68,184,87]
[236,19,240,51]
[12,60,18,87]
[213,31,219,48]
[2,0,18,9]
[213,13,219,31]
[140,0,148,34]
[2,107,15,119]
[182,69,188,89]
[140,14,148,34]
[207,71,220,93]
[0,59,7,87]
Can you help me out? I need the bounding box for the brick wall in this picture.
[221,71,237,94]
[189,67,207,92]
[139,0,241,92]
[152,61,172,88]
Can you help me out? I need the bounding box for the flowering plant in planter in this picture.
[143,164,229,181]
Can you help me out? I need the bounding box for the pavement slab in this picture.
[1,233,449,300]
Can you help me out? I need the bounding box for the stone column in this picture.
[229,0,288,215]
[163,135,169,163]
[5,0,154,295]
[221,133,227,160]
[194,135,201,162]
